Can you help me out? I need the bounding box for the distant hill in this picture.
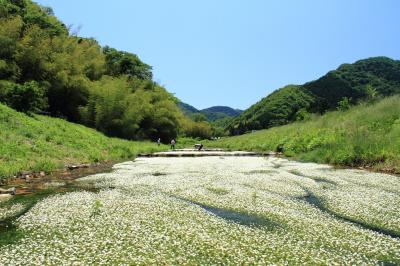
[177,102,199,116]
[227,57,400,135]
[177,102,242,122]
[201,106,242,121]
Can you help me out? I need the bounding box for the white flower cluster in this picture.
[0,156,399,265]
[0,203,25,221]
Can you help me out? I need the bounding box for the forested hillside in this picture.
[0,0,211,142]
[228,57,400,134]
[177,102,242,121]
[209,95,400,173]
[201,106,242,121]
[177,102,199,116]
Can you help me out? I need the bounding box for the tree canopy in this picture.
[0,0,209,141]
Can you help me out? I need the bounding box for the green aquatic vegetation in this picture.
[90,200,103,218]
[1,156,399,265]
[206,186,230,195]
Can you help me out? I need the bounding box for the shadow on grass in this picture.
[297,188,400,240]
[0,183,100,247]
[244,169,278,175]
[172,196,282,230]
[288,170,337,186]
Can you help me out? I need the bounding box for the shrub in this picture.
[0,81,48,113]
[337,97,351,111]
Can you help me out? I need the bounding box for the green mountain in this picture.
[201,106,242,121]
[177,102,199,116]
[177,102,242,122]
[227,57,400,135]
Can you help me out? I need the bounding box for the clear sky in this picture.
[35,0,400,110]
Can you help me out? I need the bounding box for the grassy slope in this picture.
[0,104,166,179]
[207,96,400,173]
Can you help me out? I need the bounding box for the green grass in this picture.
[0,103,167,180]
[175,136,200,148]
[206,96,400,173]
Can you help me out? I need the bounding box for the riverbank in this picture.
[0,103,167,182]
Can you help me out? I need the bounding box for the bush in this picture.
[0,81,47,113]
[294,108,311,121]
[337,97,351,111]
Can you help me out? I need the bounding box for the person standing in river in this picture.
[170,139,176,150]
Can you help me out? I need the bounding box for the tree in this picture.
[294,108,311,121]
[337,97,352,111]
[182,120,213,139]
[0,0,212,143]
[0,81,48,113]
[191,113,207,122]
[364,84,378,102]
[103,46,152,80]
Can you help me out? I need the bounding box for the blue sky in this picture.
[35,0,400,110]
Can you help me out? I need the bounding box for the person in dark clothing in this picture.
[170,139,176,150]
[198,143,203,151]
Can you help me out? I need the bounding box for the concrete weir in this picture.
[138,149,276,157]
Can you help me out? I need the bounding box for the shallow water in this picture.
[1,155,399,265]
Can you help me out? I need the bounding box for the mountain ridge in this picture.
[227,56,400,135]
[177,102,243,121]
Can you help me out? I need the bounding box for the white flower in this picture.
[0,157,399,265]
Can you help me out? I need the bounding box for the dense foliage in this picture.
[208,96,400,173]
[228,57,400,134]
[0,0,204,141]
[103,46,152,80]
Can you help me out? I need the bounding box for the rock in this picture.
[67,164,90,170]
[0,187,16,195]
[19,170,32,177]
[67,165,78,170]
[39,171,46,177]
